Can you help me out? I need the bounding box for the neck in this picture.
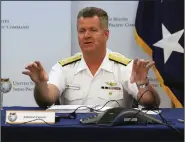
[83,49,106,75]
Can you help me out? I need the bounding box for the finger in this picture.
[146,61,155,69]
[137,59,143,68]
[130,70,137,83]
[22,71,31,76]
[25,62,39,72]
[35,61,44,70]
[143,60,150,67]
[133,58,139,65]
[32,62,38,68]
[130,74,135,83]
[131,58,138,76]
[132,58,138,70]
[138,59,146,68]
[25,62,34,69]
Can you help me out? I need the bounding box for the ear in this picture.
[104,29,109,40]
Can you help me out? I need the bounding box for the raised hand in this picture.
[22,61,48,84]
[130,58,155,84]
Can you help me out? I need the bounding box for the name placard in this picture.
[6,110,56,124]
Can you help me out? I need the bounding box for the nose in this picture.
[84,30,91,38]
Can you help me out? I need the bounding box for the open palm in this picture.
[130,58,155,84]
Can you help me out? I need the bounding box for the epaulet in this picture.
[109,52,132,66]
[58,53,82,67]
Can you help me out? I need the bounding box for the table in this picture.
[1,107,184,142]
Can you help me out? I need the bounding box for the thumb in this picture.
[41,70,49,81]
[130,72,136,84]
[130,75,135,84]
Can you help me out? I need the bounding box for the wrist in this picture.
[35,81,48,88]
[136,77,149,88]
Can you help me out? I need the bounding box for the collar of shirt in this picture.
[74,49,113,75]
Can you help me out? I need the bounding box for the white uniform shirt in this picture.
[48,49,139,108]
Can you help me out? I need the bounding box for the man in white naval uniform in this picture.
[23,7,160,108]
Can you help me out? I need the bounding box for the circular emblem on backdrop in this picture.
[0,78,12,93]
[8,112,17,122]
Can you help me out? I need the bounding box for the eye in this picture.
[91,28,97,32]
[78,29,85,33]
[79,30,84,33]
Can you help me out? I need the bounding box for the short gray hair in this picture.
[77,7,109,29]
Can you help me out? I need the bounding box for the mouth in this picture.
[84,42,93,45]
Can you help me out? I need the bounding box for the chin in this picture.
[82,46,96,53]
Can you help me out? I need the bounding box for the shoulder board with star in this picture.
[109,52,132,66]
[58,53,82,67]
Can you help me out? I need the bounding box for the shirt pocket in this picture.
[64,89,84,101]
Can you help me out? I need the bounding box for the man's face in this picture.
[77,16,109,55]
